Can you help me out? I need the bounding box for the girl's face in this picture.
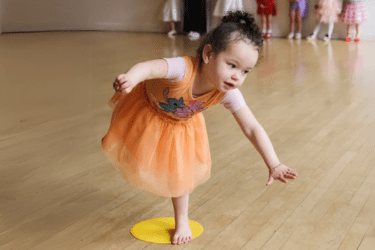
[204,39,259,92]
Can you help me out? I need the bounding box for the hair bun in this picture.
[221,10,255,28]
[195,10,263,66]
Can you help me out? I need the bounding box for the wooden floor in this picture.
[0,31,374,250]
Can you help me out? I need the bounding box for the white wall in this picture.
[0,0,167,33]
[0,0,374,39]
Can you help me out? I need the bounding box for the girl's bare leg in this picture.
[288,10,296,38]
[296,10,302,34]
[346,24,353,38]
[261,15,267,33]
[289,10,296,33]
[267,15,272,31]
[355,24,360,39]
[171,21,176,31]
[168,21,177,37]
[171,192,193,245]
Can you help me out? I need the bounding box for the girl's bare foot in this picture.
[171,215,193,245]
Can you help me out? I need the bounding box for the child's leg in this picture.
[168,21,177,37]
[327,21,334,39]
[171,192,193,245]
[288,10,296,38]
[311,22,322,37]
[171,21,176,31]
[261,15,267,34]
[295,10,302,39]
[346,24,353,38]
[323,22,334,42]
[296,10,302,34]
[289,10,296,33]
[267,15,273,35]
[307,20,321,40]
[355,24,361,39]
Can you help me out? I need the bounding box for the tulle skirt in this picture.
[162,0,181,22]
[340,3,367,24]
[213,0,244,17]
[314,0,340,23]
[102,82,212,198]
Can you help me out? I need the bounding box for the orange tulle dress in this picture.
[101,56,226,198]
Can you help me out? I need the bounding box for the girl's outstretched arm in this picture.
[115,59,168,94]
[232,105,298,186]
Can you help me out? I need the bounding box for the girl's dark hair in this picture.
[196,11,263,68]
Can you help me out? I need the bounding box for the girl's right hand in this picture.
[114,74,137,94]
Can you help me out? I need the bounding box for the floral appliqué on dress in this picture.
[158,87,206,118]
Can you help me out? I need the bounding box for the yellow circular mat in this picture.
[130,217,204,244]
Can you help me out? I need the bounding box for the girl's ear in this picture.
[202,44,213,64]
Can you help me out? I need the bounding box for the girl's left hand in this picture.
[266,164,298,186]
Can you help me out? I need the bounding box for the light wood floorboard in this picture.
[0,31,374,250]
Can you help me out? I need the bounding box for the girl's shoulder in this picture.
[182,56,200,70]
[163,56,199,83]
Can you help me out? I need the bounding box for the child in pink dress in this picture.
[340,0,367,42]
[307,0,341,42]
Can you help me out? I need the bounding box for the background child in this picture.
[256,0,277,38]
[213,0,244,27]
[104,11,298,245]
[340,0,367,42]
[307,0,341,42]
[162,0,181,37]
[214,0,244,17]
[288,0,309,39]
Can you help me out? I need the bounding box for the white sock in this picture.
[267,29,272,34]
[327,22,334,39]
[312,22,321,37]
[262,29,266,34]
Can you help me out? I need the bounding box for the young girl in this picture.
[162,0,181,37]
[307,0,341,42]
[340,0,367,42]
[256,0,277,38]
[103,11,298,245]
[288,0,309,39]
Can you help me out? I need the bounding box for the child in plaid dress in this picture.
[340,0,367,42]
